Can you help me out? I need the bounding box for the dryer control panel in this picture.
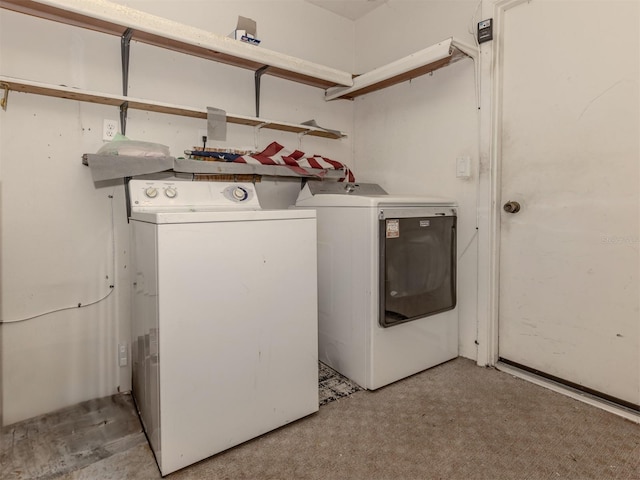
[306,181,388,196]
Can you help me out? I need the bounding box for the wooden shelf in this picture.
[0,0,353,89]
[0,76,346,139]
[0,0,478,103]
[0,0,478,139]
[325,38,477,101]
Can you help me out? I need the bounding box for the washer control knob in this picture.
[144,187,158,198]
[232,186,248,201]
[165,187,177,198]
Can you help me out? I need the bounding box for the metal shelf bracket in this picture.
[121,28,133,95]
[120,101,129,136]
[120,28,134,134]
[254,66,269,117]
[0,82,9,111]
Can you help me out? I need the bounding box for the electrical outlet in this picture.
[103,119,118,141]
[118,343,128,367]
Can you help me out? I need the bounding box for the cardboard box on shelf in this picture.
[229,16,261,45]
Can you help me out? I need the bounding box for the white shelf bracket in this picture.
[297,129,313,149]
[451,38,479,61]
[254,121,270,150]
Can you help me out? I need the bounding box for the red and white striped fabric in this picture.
[234,142,355,182]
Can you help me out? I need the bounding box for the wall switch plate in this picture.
[478,18,493,44]
[456,156,471,178]
[103,119,118,141]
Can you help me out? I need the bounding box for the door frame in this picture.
[476,0,528,368]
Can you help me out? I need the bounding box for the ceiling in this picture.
[305,0,387,21]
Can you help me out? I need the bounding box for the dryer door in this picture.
[379,212,456,328]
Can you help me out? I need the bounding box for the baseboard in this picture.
[495,361,640,424]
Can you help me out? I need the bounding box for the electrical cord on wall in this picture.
[0,190,118,324]
[458,228,479,262]
[0,288,115,325]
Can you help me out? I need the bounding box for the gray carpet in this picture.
[3,358,639,480]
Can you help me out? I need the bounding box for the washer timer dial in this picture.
[222,184,255,203]
[165,186,178,198]
[144,186,158,198]
[232,186,248,201]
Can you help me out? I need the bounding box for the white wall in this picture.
[354,0,480,73]
[352,0,481,359]
[0,0,354,425]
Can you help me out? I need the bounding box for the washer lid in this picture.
[295,183,456,207]
[130,208,315,224]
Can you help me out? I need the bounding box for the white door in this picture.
[498,0,639,407]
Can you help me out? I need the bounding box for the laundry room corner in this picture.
[351,1,483,361]
[1,0,639,477]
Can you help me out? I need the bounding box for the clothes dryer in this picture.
[296,181,457,390]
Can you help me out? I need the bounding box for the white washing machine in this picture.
[296,181,458,390]
[129,178,318,476]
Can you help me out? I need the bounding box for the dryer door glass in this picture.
[379,215,456,328]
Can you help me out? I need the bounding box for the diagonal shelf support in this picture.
[254,66,269,118]
[120,28,134,135]
[121,28,133,96]
[119,101,129,136]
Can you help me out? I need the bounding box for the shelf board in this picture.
[83,153,175,181]
[0,1,479,102]
[325,38,476,100]
[0,0,353,89]
[0,76,346,139]
[173,158,345,179]
[82,154,346,181]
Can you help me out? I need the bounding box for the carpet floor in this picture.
[2,358,639,480]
